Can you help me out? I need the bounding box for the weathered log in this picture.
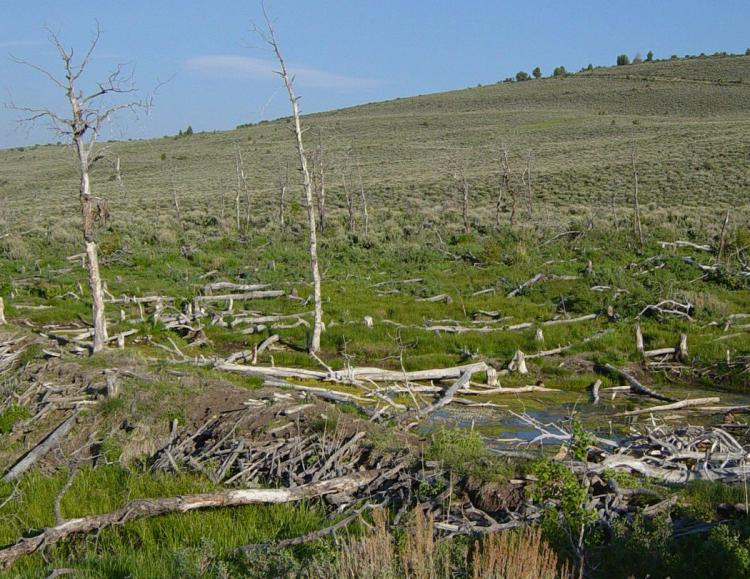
[614,397,720,417]
[0,472,378,569]
[659,240,713,252]
[3,413,78,482]
[417,294,452,304]
[525,345,571,359]
[262,378,370,404]
[217,360,489,387]
[507,273,544,297]
[417,371,472,417]
[203,282,270,294]
[460,385,558,394]
[541,313,597,327]
[105,295,175,305]
[591,379,602,404]
[602,364,675,402]
[508,350,528,374]
[194,291,285,305]
[644,347,677,358]
[635,323,644,355]
[253,334,280,364]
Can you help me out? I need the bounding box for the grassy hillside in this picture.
[1,53,749,239]
[0,53,749,578]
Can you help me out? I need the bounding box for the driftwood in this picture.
[194,291,286,305]
[507,273,544,297]
[591,379,602,404]
[416,371,471,417]
[0,472,377,569]
[203,282,270,294]
[3,413,78,482]
[659,240,713,252]
[602,364,675,402]
[217,361,488,385]
[614,397,720,417]
[417,294,452,304]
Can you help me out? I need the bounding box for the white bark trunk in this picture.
[269,36,323,353]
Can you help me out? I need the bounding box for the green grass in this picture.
[0,465,330,578]
[0,52,750,578]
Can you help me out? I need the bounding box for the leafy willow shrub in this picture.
[529,459,595,540]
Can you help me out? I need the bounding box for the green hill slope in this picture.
[1,54,749,237]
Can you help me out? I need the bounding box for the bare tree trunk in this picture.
[0,297,5,326]
[234,144,246,233]
[263,14,323,353]
[449,154,470,234]
[312,130,326,233]
[342,151,356,233]
[277,163,288,228]
[631,144,644,250]
[219,179,226,222]
[9,24,151,355]
[74,135,108,353]
[526,152,533,218]
[461,174,470,234]
[496,145,510,229]
[356,157,369,236]
[718,210,730,263]
[113,155,122,187]
[170,168,184,232]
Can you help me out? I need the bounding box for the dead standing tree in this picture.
[447,153,471,234]
[10,25,151,353]
[355,155,370,236]
[522,152,534,218]
[277,160,289,228]
[310,129,327,233]
[631,142,644,250]
[496,144,510,228]
[259,9,324,353]
[340,148,357,233]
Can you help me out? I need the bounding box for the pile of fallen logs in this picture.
[506,412,750,484]
[0,335,27,376]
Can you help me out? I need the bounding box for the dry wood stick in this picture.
[3,413,78,482]
[602,364,675,402]
[0,472,378,569]
[614,397,720,417]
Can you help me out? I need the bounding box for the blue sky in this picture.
[1,0,748,148]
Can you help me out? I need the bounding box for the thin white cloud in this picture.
[0,39,43,49]
[184,55,381,89]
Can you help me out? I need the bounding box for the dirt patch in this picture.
[464,476,526,515]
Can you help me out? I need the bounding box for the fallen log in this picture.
[659,241,713,252]
[194,291,285,304]
[602,364,675,402]
[262,378,371,405]
[417,294,452,304]
[507,273,544,298]
[203,282,270,294]
[614,397,720,417]
[216,361,489,388]
[3,413,78,482]
[0,472,378,569]
[416,371,471,417]
[460,385,559,394]
[541,313,597,327]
